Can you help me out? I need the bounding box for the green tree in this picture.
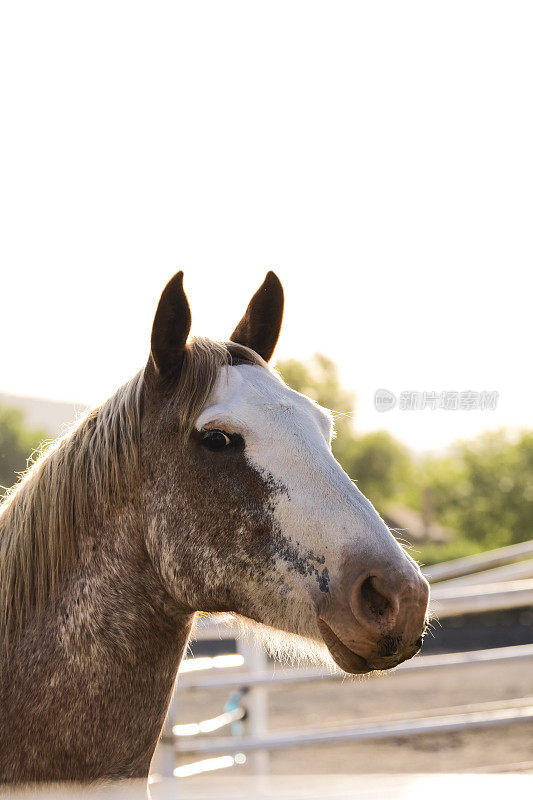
[424,430,533,548]
[341,431,413,510]
[0,404,48,497]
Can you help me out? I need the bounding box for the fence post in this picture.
[237,636,269,776]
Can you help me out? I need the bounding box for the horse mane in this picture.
[0,337,264,649]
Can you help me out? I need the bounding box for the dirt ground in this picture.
[171,655,533,776]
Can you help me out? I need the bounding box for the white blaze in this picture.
[196,364,409,615]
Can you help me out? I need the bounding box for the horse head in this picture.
[142,271,429,674]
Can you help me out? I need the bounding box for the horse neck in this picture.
[0,496,195,781]
[59,499,193,663]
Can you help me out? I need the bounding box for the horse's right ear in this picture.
[149,271,191,379]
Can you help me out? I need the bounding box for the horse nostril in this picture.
[360,576,393,619]
[350,572,401,637]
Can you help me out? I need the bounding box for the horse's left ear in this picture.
[230,271,284,362]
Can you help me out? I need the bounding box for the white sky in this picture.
[1,2,531,453]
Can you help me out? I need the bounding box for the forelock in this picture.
[170,337,267,434]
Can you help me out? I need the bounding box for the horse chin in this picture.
[318,618,374,675]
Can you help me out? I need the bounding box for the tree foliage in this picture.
[420,430,533,548]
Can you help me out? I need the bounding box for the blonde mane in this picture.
[0,337,264,649]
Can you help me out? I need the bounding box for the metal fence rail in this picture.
[434,559,533,589]
[431,578,533,617]
[179,642,533,691]
[177,696,533,757]
[423,540,533,583]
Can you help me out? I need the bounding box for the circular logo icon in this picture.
[374,388,396,412]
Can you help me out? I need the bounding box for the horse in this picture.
[0,272,429,783]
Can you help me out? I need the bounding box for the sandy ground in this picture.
[170,655,533,776]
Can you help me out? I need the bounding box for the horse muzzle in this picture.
[317,564,430,674]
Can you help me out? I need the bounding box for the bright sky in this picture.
[1,2,531,453]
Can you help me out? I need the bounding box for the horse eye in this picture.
[201,429,232,451]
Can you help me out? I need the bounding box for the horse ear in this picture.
[150,271,192,378]
[230,271,284,362]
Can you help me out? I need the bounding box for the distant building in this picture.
[383,502,453,544]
